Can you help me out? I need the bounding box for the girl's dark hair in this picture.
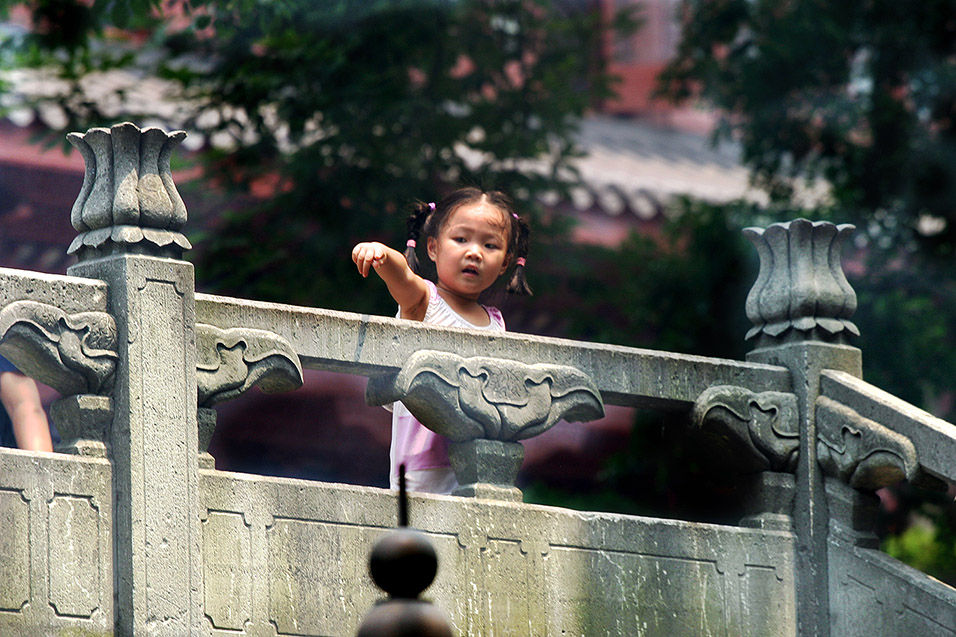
[403,187,532,296]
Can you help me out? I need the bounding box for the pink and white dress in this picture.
[391,280,505,493]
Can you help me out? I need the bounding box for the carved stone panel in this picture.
[0,488,29,614]
[203,511,253,631]
[266,519,383,635]
[546,549,725,634]
[199,470,797,636]
[48,495,101,618]
[0,451,113,634]
[366,350,604,442]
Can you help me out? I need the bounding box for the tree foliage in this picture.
[659,0,956,258]
[1,0,635,313]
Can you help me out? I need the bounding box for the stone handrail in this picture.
[819,369,956,486]
[194,292,793,409]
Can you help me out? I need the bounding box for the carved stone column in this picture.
[743,219,862,637]
[366,350,604,501]
[66,123,203,634]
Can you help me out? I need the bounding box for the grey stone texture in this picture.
[197,470,796,636]
[2,126,956,635]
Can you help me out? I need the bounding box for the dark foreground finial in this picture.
[356,465,453,637]
[398,463,408,527]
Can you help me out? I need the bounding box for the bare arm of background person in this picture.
[0,370,53,452]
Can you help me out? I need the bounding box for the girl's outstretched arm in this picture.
[352,241,429,321]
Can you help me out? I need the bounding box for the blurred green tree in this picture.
[653,1,956,576]
[658,0,956,259]
[0,0,635,313]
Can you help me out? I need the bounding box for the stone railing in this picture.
[1,123,955,636]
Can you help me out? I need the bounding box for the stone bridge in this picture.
[1,123,954,635]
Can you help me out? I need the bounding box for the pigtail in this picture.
[506,214,533,296]
[404,201,435,275]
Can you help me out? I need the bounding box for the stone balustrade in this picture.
[1,123,955,636]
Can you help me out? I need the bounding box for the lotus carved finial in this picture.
[67,122,191,260]
[743,219,858,343]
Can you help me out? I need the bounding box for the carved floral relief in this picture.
[744,219,858,341]
[0,300,118,396]
[691,385,800,473]
[67,122,191,257]
[196,324,303,408]
[365,350,604,442]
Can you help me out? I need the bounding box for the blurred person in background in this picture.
[0,354,56,451]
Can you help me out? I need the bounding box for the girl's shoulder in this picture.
[482,305,506,330]
[424,279,438,299]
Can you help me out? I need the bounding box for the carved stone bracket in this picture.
[0,299,118,456]
[195,324,304,469]
[0,300,118,396]
[815,396,918,491]
[744,219,858,343]
[691,385,800,474]
[366,349,604,500]
[366,350,604,443]
[196,324,304,408]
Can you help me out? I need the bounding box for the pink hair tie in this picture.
[406,239,417,248]
[516,257,526,267]
[428,202,436,211]
[512,213,519,220]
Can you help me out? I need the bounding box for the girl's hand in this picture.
[352,241,388,278]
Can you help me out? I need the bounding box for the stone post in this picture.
[743,219,862,637]
[65,123,203,634]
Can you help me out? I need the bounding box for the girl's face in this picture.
[427,200,512,301]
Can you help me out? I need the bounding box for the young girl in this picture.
[352,187,532,494]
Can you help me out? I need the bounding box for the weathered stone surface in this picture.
[0,486,29,614]
[448,439,524,501]
[0,267,108,315]
[199,470,798,636]
[829,530,956,636]
[738,471,795,532]
[0,449,112,635]
[202,510,252,631]
[72,253,203,636]
[747,337,863,637]
[692,385,800,473]
[48,494,101,618]
[49,394,113,457]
